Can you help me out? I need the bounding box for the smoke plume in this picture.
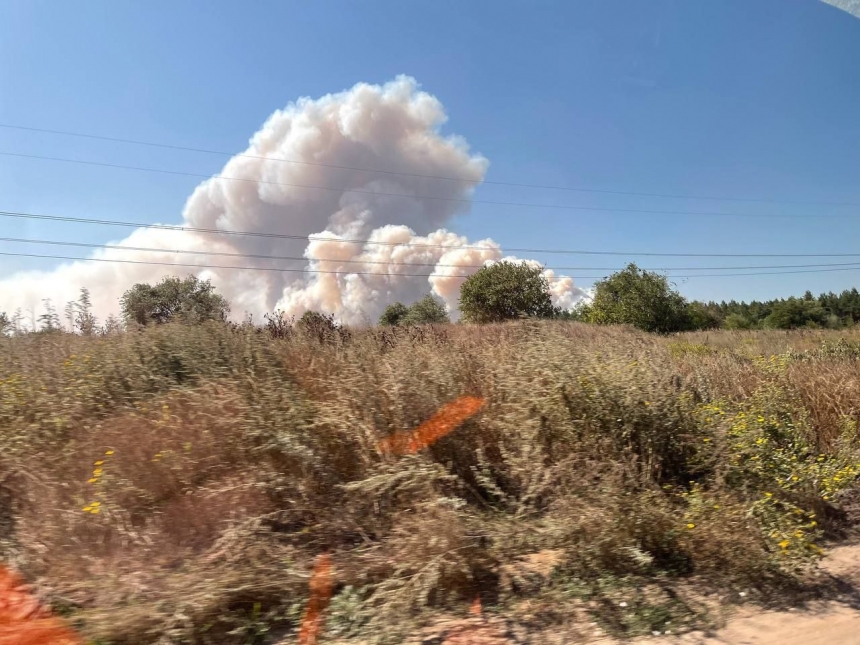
[821,0,860,20]
[0,76,588,325]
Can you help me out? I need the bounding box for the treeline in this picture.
[0,288,120,337]
[689,289,860,331]
[4,264,860,337]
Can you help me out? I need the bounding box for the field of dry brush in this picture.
[3,322,860,643]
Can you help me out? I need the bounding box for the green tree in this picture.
[120,275,230,326]
[763,298,827,330]
[459,261,557,323]
[297,310,337,332]
[723,313,753,330]
[296,310,343,342]
[379,302,409,326]
[0,311,9,336]
[687,301,721,330]
[585,264,691,333]
[402,295,449,325]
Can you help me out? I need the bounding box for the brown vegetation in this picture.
[2,322,860,643]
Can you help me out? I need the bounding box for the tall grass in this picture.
[2,321,860,643]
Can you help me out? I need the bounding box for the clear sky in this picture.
[1,0,860,307]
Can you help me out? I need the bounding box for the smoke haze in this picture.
[0,76,588,325]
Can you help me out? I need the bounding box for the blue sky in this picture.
[1,0,860,307]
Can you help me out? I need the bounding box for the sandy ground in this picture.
[597,543,860,645]
[409,544,860,645]
[307,544,860,644]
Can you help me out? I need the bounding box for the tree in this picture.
[723,313,753,330]
[75,288,98,335]
[687,302,721,330]
[297,310,337,332]
[102,314,123,335]
[459,261,557,323]
[379,295,450,326]
[585,264,691,333]
[0,312,9,336]
[379,302,409,326]
[402,295,449,325]
[38,299,61,333]
[763,298,827,330]
[64,301,76,332]
[120,275,230,326]
[11,309,23,335]
[296,310,343,342]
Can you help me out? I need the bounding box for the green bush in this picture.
[378,302,409,326]
[458,261,556,323]
[584,263,691,333]
[379,295,449,326]
[120,275,230,326]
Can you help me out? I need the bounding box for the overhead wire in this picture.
[5,235,860,273]
[0,151,854,220]
[1,122,858,207]
[4,250,860,281]
[3,209,860,258]
[0,250,594,280]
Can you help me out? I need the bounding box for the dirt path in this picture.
[638,605,860,645]
[314,545,860,645]
[603,544,860,645]
[409,544,860,645]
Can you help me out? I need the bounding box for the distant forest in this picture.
[688,289,860,330]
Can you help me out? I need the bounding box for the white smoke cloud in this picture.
[821,0,860,20]
[0,76,588,325]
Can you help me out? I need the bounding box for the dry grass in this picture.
[2,321,860,643]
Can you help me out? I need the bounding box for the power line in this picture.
[0,151,853,221]
[3,208,860,258]
[6,235,860,272]
[0,250,593,280]
[2,122,857,208]
[4,250,860,280]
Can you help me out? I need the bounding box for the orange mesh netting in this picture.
[0,566,82,645]
[377,396,485,455]
[298,553,334,645]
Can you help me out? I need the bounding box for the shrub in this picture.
[379,302,409,326]
[3,322,860,643]
[584,263,691,333]
[120,275,230,326]
[459,261,556,323]
[401,295,449,325]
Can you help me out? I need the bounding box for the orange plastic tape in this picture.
[377,396,485,455]
[297,553,334,645]
[0,566,82,645]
